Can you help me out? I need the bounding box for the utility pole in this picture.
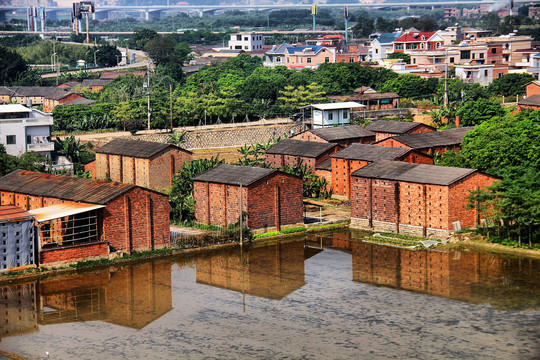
[147,62,151,130]
[444,47,448,108]
[344,6,349,43]
[239,178,243,246]
[85,13,90,44]
[169,83,173,131]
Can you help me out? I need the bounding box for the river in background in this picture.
[1,230,539,360]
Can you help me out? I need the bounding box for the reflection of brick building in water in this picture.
[0,282,38,340]
[349,241,540,307]
[196,241,306,300]
[7,260,173,331]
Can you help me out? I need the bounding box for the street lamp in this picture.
[94,49,99,67]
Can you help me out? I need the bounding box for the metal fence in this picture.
[170,225,249,249]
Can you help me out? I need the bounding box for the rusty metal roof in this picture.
[29,202,105,222]
[266,139,337,158]
[0,205,33,223]
[0,170,136,205]
[96,138,191,159]
[351,160,477,186]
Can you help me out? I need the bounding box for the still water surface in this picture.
[1,230,539,359]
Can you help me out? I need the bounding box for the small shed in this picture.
[0,170,170,265]
[307,102,364,129]
[0,206,36,271]
[328,87,400,110]
[193,164,303,232]
[365,120,436,142]
[95,138,192,191]
[291,125,376,146]
[265,139,340,171]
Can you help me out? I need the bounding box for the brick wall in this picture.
[398,182,449,231]
[194,172,303,231]
[373,124,435,142]
[40,242,109,264]
[448,172,496,229]
[375,138,410,148]
[291,132,327,143]
[397,151,433,165]
[313,168,332,192]
[148,148,192,191]
[526,83,540,97]
[84,161,97,178]
[102,187,170,253]
[265,154,317,170]
[332,158,370,197]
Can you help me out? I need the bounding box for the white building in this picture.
[309,102,364,129]
[370,32,402,61]
[228,33,264,51]
[454,64,494,87]
[0,104,54,157]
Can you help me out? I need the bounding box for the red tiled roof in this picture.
[395,32,435,43]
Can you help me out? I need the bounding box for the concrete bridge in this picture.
[0,1,528,22]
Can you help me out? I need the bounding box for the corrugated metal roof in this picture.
[194,164,278,186]
[311,102,364,110]
[331,144,409,161]
[266,139,337,158]
[0,205,33,223]
[385,132,461,149]
[351,160,477,186]
[0,170,135,205]
[96,138,191,159]
[365,120,433,134]
[28,202,105,222]
[439,127,475,142]
[308,125,375,141]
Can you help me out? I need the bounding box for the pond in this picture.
[1,230,539,359]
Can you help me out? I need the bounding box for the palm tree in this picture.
[167,131,188,147]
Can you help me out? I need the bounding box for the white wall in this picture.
[229,33,264,51]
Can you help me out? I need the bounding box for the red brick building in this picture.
[193,164,303,232]
[350,160,498,239]
[0,170,170,264]
[265,139,340,170]
[374,131,464,156]
[291,125,375,147]
[95,138,192,191]
[365,120,435,142]
[517,81,540,111]
[330,144,433,199]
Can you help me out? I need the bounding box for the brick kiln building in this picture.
[350,161,498,239]
[0,170,170,265]
[193,164,303,231]
[365,120,435,142]
[95,138,192,191]
[330,144,433,199]
[291,125,376,147]
[374,131,463,156]
[265,139,340,170]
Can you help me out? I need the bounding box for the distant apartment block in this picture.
[444,7,461,21]
[228,32,263,51]
[0,104,53,157]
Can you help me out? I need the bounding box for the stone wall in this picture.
[137,123,301,150]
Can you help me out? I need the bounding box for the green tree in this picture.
[144,35,178,66]
[488,73,535,96]
[174,42,192,65]
[170,156,224,221]
[387,52,411,64]
[381,74,434,99]
[352,16,375,38]
[455,98,506,126]
[130,28,159,50]
[277,83,326,114]
[54,136,93,173]
[0,45,27,85]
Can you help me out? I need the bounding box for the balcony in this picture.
[27,142,54,152]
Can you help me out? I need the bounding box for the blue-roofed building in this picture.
[370,32,402,61]
[264,43,293,68]
[527,52,540,79]
[283,45,335,69]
